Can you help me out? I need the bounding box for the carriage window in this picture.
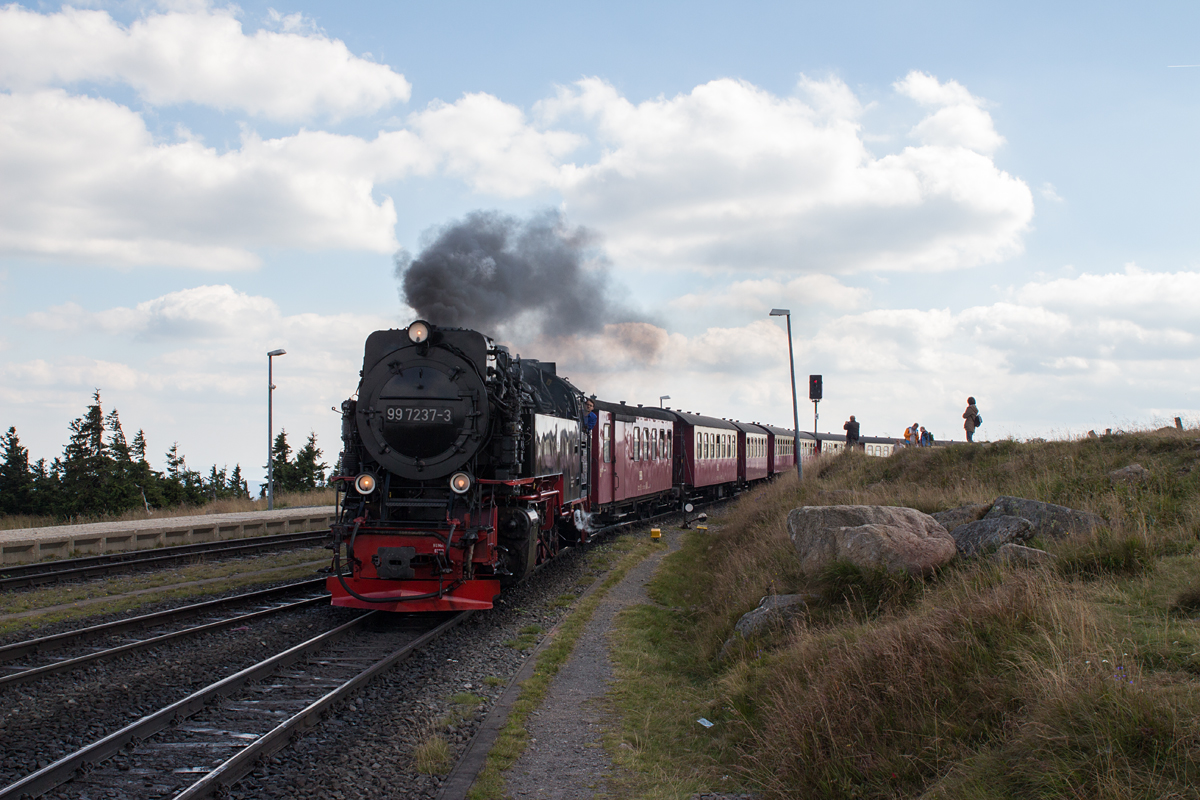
[645,427,651,460]
[665,430,671,460]
[602,423,611,462]
[706,433,712,460]
[653,428,660,460]
[633,426,640,461]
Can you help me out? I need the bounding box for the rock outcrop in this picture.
[719,593,818,662]
[787,505,956,577]
[932,503,992,534]
[1109,464,1149,485]
[985,496,1103,539]
[951,515,1033,557]
[733,594,815,639]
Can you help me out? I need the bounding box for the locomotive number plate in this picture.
[386,406,453,423]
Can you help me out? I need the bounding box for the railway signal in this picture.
[809,375,822,449]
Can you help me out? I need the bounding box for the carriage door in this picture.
[594,411,615,506]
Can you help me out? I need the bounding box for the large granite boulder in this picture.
[932,503,992,534]
[952,515,1034,557]
[787,505,956,578]
[985,496,1104,539]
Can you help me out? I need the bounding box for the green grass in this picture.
[600,427,1200,799]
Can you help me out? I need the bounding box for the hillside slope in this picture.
[607,429,1200,799]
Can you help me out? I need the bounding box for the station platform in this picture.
[0,506,337,565]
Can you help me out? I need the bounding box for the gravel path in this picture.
[501,529,682,799]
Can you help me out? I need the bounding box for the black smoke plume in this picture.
[396,210,628,337]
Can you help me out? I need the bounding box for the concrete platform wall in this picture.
[0,507,337,565]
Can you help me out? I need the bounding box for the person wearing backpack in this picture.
[963,397,980,442]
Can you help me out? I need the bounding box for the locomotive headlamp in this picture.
[449,471,472,494]
[354,473,378,495]
[407,321,431,344]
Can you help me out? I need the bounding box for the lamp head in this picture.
[769,309,790,317]
[268,349,286,357]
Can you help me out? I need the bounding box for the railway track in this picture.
[0,529,330,591]
[0,610,468,799]
[0,579,328,689]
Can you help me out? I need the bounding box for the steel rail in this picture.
[0,595,327,689]
[0,578,327,664]
[0,613,374,800]
[0,529,330,590]
[174,611,471,799]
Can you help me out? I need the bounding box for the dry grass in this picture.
[0,488,336,531]
[607,427,1200,799]
[414,735,452,775]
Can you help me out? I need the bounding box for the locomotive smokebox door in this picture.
[356,327,491,480]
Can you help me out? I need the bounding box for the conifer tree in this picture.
[264,429,296,496]
[59,390,113,516]
[229,464,250,498]
[292,432,328,490]
[0,427,35,515]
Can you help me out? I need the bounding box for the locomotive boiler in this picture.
[328,321,590,612]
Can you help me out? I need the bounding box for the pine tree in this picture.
[58,391,114,516]
[102,408,140,512]
[128,429,163,511]
[229,464,249,498]
[206,465,229,500]
[29,457,55,515]
[292,432,328,490]
[0,427,35,515]
[131,430,148,463]
[264,429,296,496]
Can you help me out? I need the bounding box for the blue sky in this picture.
[2,0,1199,490]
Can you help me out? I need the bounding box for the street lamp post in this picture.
[769,309,802,481]
[659,395,670,408]
[267,349,286,510]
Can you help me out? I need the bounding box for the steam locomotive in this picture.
[327,321,893,613]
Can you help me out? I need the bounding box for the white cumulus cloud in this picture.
[0,91,430,268]
[543,75,1032,273]
[0,4,411,121]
